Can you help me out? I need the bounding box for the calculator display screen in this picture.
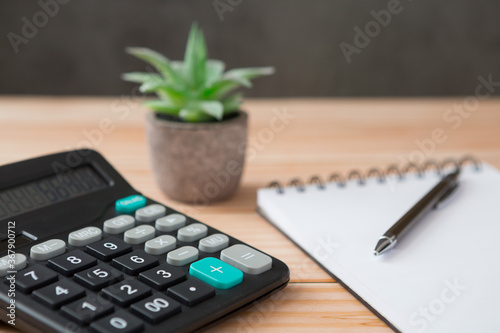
[0,166,107,220]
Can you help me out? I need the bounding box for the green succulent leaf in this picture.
[142,100,179,116]
[192,100,224,120]
[126,47,183,86]
[221,93,243,114]
[183,23,207,88]
[223,67,275,82]
[179,109,215,122]
[121,72,163,84]
[205,60,225,86]
[123,23,274,123]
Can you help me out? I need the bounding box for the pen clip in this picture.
[433,183,459,209]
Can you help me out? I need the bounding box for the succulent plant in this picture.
[122,23,274,123]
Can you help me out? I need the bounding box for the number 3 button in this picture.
[47,250,97,276]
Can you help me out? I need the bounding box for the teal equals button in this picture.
[115,195,147,214]
[190,257,243,289]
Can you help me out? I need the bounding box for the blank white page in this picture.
[257,163,500,333]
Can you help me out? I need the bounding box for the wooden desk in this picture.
[0,96,499,332]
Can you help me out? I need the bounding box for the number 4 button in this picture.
[32,280,85,309]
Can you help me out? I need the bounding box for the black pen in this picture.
[373,170,460,256]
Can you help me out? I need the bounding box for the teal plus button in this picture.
[115,195,147,214]
[189,257,243,289]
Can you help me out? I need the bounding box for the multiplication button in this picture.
[145,235,176,255]
[220,244,272,275]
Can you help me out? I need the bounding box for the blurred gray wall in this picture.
[0,0,499,97]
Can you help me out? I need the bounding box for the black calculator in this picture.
[0,150,289,333]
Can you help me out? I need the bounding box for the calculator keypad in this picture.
[4,200,280,333]
[101,280,151,306]
[32,279,85,308]
[61,296,114,324]
[86,237,132,261]
[47,250,97,276]
[112,250,159,275]
[74,264,123,291]
[138,265,186,290]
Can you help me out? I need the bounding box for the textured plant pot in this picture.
[145,111,248,204]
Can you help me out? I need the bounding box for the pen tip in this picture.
[373,251,379,256]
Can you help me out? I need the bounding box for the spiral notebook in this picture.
[257,157,500,333]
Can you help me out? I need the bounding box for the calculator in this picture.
[0,150,289,333]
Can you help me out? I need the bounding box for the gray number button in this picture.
[167,246,198,266]
[68,227,102,246]
[30,239,66,261]
[177,223,207,242]
[155,214,186,232]
[145,235,176,255]
[124,225,155,244]
[0,254,27,277]
[103,215,135,234]
[198,234,229,253]
[135,204,166,223]
[220,244,272,275]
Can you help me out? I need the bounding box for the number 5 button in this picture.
[189,258,243,289]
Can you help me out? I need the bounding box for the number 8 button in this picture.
[47,250,97,276]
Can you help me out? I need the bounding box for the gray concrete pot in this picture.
[145,111,248,204]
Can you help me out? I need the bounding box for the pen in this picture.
[373,170,460,256]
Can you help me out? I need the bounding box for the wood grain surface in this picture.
[0,96,499,332]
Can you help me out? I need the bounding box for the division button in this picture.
[198,234,229,253]
[155,214,186,232]
[0,253,27,277]
[177,223,207,242]
[167,279,215,306]
[166,246,199,266]
[135,204,166,223]
[68,226,102,247]
[144,235,176,255]
[189,257,243,289]
[124,225,155,245]
[30,239,66,261]
[115,195,147,214]
[220,244,272,275]
[90,310,144,333]
[103,215,135,234]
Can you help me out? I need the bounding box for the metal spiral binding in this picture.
[268,155,481,193]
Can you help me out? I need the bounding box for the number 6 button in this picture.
[112,250,159,275]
